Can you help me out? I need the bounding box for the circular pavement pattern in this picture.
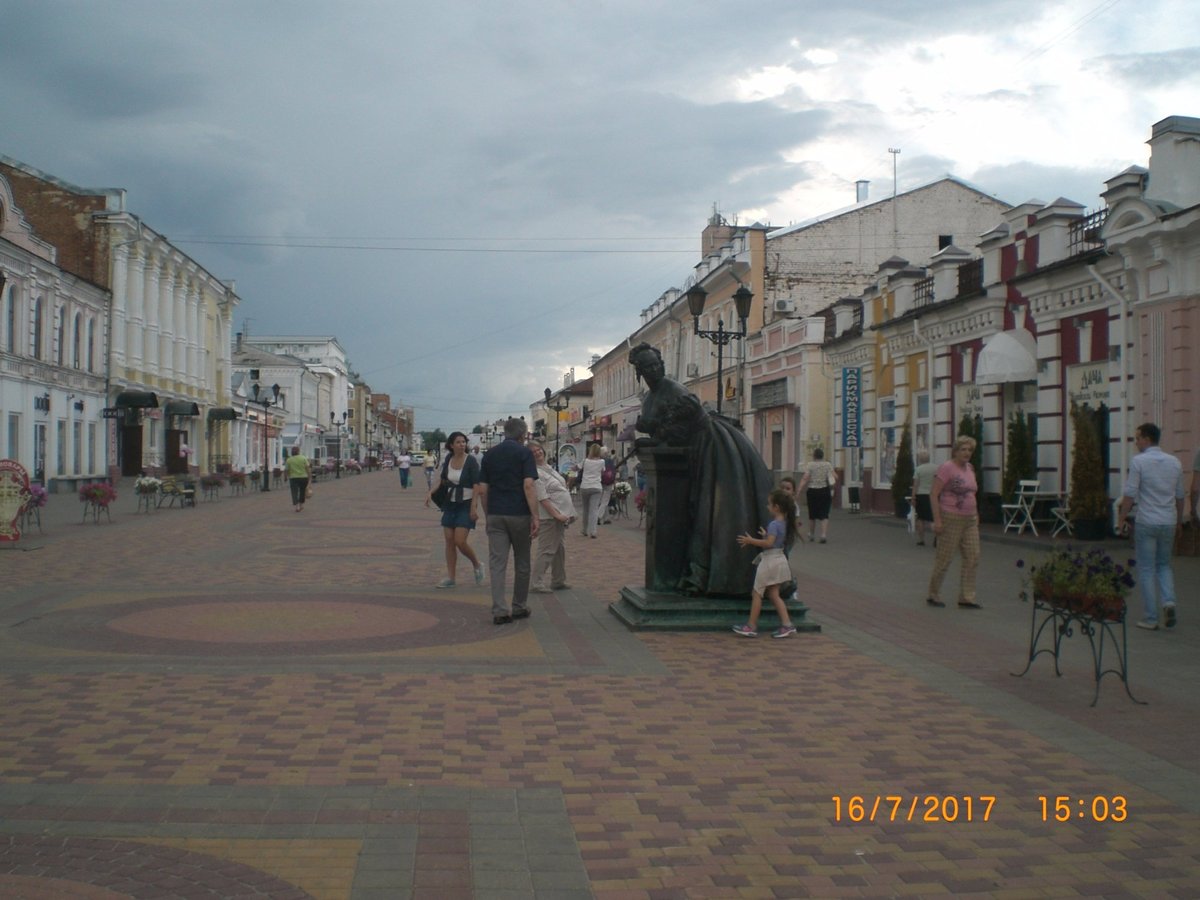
[0,835,313,898]
[16,592,515,656]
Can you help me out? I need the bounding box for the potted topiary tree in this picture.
[1068,403,1109,540]
[891,423,914,518]
[1002,411,1037,502]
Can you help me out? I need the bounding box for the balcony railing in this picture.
[1068,208,1107,257]
[957,258,984,297]
[913,276,935,309]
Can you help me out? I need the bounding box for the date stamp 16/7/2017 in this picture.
[831,795,1130,824]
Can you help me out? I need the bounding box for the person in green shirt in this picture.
[285,446,312,512]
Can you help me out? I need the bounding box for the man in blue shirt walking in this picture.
[477,418,540,625]
[1117,422,1184,630]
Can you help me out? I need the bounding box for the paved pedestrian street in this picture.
[2,472,1199,898]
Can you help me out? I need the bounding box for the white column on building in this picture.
[109,244,128,367]
[175,273,190,386]
[159,262,176,381]
[188,286,202,388]
[127,247,145,365]
[143,251,160,371]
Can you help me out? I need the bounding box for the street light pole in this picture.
[251,382,280,492]
[330,411,347,478]
[544,387,569,470]
[686,285,754,417]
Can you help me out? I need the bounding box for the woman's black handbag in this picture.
[431,482,451,509]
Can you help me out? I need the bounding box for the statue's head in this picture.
[629,342,665,381]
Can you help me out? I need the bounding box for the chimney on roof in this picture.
[1147,115,1200,209]
[701,203,737,257]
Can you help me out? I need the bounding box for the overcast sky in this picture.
[2,0,1197,430]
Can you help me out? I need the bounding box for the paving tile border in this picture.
[0,783,590,899]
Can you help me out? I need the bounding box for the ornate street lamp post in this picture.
[686,284,754,417]
[544,387,570,470]
[330,411,347,478]
[251,382,280,492]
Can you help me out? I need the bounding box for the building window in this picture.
[2,280,13,353]
[56,307,65,366]
[32,297,43,359]
[7,413,18,459]
[73,314,82,368]
[57,419,67,475]
[939,234,953,250]
[878,397,897,488]
[249,368,260,380]
[87,319,95,372]
[87,423,96,473]
[73,420,82,473]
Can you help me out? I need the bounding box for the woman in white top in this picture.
[578,443,606,538]
[797,447,837,543]
[529,442,575,591]
[424,432,484,588]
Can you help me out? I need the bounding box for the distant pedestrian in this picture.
[397,451,412,489]
[477,418,540,625]
[598,448,616,524]
[732,488,799,638]
[285,446,311,512]
[424,451,438,489]
[797,447,836,543]
[911,452,938,546]
[926,436,981,609]
[578,443,605,538]
[1118,422,1184,630]
[529,441,574,593]
[425,432,484,589]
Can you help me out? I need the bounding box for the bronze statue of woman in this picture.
[628,342,773,597]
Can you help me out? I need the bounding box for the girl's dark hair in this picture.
[768,488,798,549]
[446,432,468,452]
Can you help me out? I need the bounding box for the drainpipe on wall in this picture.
[1087,264,1135,531]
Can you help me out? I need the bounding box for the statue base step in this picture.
[609,585,822,633]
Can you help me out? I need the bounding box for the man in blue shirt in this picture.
[477,418,540,624]
[1117,422,1184,630]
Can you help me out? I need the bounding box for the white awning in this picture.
[976,329,1037,385]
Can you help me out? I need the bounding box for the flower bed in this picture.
[79,481,118,506]
[134,475,163,495]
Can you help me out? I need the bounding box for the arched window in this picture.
[32,297,43,359]
[73,313,82,368]
[87,318,96,372]
[2,278,12,353]
[56,306,66,366]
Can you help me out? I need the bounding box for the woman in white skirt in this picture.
[732,489,799,638]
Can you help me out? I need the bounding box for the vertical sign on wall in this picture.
[841,367,861,448]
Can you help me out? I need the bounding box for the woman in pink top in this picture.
[926,435,982,609]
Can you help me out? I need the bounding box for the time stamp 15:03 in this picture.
[831,796,1128,823]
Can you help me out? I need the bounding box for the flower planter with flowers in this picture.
[79,481,118,523]
[19,483,48,532]
[228,471,248,495]
[199,473,225,501]
[134,475,163,512]
[1014,544,1143,706]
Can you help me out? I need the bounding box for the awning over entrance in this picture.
[164,400,200,417]
[976,329,1038,385]
[114,390,159,409]
[206,407,239,421]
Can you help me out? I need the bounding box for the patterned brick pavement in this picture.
[2,473,1199,897]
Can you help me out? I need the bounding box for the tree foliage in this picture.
[1069,403,1107,521]
[1002,411,1037,500]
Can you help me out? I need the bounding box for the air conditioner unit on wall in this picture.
[774,298,797,314]
[686,363,700,378]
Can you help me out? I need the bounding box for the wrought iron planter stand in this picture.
[1012,596,1145,707]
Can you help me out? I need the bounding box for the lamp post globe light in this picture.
[686,284,753,416]
[251,382,280,492]
[330,411,347,478]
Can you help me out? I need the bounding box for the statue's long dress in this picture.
[638,379,773,597]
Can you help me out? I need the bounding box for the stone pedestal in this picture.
[608,446,819,633]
